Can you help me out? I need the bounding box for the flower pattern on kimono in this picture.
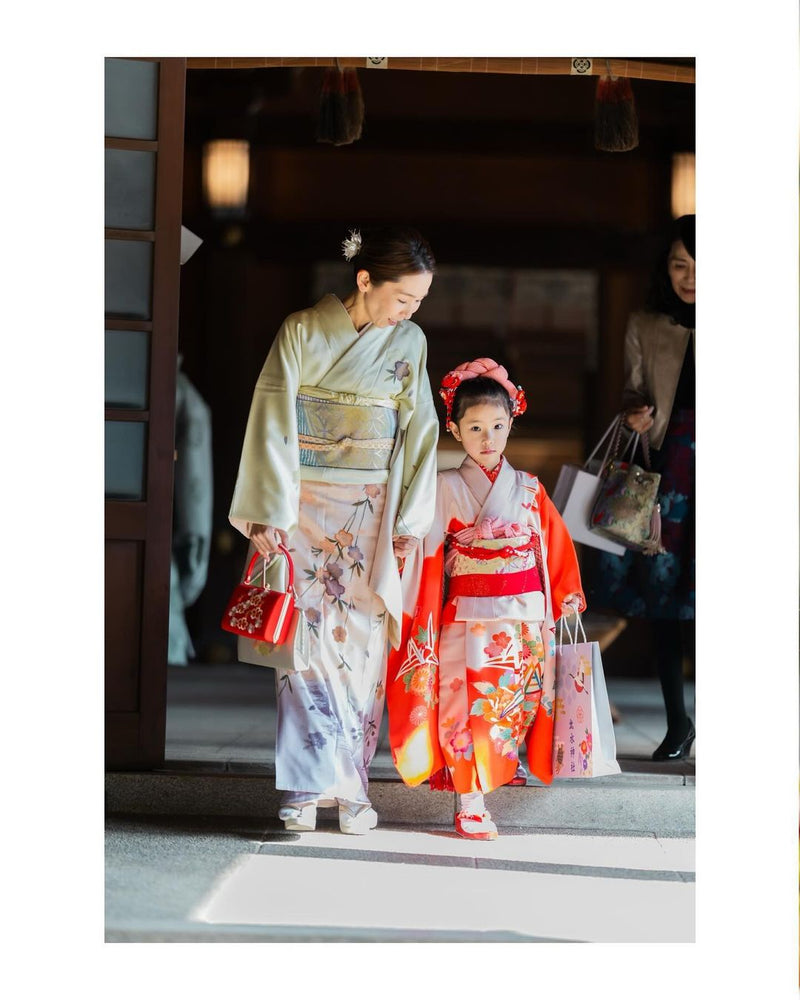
[386,359,411,383]
[483,631,512,659]
[303,731,327,752]
[519,621,544,662]
[410,664,435,701]
[409,704,429,726]
[471,670,537,751]
[332,625,348,643]
[441,716,474,761]
[470,676,519,723]
[323,563,345,599]
[304,607,321,635]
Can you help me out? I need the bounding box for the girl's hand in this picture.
[560,593,582,615]
[625,405,655,434]
[392,534,417,558]
[249,523,288,559]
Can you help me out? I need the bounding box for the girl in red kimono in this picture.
[387,359,585,840]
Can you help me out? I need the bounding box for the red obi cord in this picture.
[448,537,536,561]
[448,566,542,598]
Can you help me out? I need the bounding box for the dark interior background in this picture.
[175,63,695,673]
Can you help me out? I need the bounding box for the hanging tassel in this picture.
[343,68,364,143]
[594,71,639,152]
[316,65,364,146]
[642,501,665,556]
[315,68,336,143]
[316,66,348,145]
[429,766,455,791]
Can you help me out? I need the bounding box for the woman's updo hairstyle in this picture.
[344,225,436,284]
[450,376,514,425]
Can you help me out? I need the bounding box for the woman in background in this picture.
[589,214,695,761]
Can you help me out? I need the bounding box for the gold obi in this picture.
[296,386,399,472]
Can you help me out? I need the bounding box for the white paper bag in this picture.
[553,615,621,778]
[552,463,626,555]
[233,542,308,671]
[237,607,307,671]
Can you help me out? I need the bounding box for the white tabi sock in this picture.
[459,790,486,815]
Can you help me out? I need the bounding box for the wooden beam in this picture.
[185,56,695,84]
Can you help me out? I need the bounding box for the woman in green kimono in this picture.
[229,227,438,834]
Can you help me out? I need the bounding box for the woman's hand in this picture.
[625,405,655,434]
[249,523,289,559]
[392,534,417,558]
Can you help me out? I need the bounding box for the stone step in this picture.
[106,764,694,837]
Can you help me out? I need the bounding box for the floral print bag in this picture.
[553,614,620,779]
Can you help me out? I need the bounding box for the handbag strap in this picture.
[586,415,654,472]
[584,415,625,469]
[639,430,653,470]
[244,544,295,591]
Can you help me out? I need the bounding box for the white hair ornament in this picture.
[341,229,362,261]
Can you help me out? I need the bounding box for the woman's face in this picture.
[356,270,433,328]
[667,240,696,304]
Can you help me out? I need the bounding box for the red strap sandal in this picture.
[455,810,498,840]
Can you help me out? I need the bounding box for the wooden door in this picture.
[105,58,186,768]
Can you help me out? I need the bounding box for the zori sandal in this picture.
[455,810,498,840]
[279,802,318,832]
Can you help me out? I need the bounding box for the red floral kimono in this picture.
[387,455,585,791]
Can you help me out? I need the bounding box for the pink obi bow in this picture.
[450,516,529,545]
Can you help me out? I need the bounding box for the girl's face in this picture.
[356,269,433,328]
[667,240,696,304]
[449,402,512,471]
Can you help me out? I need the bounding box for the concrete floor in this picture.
[104,664,696,943]
[105,814,695,943]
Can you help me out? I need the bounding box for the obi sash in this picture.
[444,534,545,622]
[446,535,541,594]
[448,566,542,598]
[296,386,399,472]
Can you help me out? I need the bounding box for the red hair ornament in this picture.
[439,357,527,429]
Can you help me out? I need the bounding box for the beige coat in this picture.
[621,310,694,450]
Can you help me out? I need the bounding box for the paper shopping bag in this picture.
[552,462,626,555]
[552,615,621,778]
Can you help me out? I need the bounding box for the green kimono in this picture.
[229,294,438,801]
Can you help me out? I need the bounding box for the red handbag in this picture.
[220,545,296,644]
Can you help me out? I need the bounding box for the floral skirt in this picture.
[274,480,389,804]
[587,407,695,620]
[437,616,549,794]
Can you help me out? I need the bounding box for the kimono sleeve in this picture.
[538,483,586,618]
[386,472,450,786]
[228,318,302,539]
[393,334,439,539]
[621,311,650,411]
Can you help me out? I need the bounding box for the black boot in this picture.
[651,620,693,761]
